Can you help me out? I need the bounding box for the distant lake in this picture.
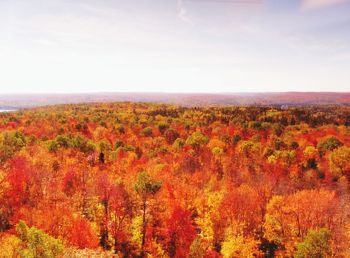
[0,109,17,113]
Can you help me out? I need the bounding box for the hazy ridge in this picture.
[0,92,349,109]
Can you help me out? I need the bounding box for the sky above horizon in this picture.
[0,0,349,94]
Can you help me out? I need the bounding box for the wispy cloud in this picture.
[302,0,349,10]
[177,0,193,24]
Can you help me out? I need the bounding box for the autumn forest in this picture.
[1,102,350,257]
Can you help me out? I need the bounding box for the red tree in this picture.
[164,206,196,258]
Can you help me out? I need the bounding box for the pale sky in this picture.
[0,0,349,93]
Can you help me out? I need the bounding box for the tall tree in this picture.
[134,171,162,257]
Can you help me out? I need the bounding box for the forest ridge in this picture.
[0,102,350,257]
[0,92,350,109]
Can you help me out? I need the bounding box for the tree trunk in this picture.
[140,199,147,258]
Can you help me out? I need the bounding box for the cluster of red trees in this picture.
[0,103,349,257]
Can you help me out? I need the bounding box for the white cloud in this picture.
[302,0,349,10]
[177,0,193,24]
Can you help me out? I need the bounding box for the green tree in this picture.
[55,135,71,148]
[172,138,185,150]
[329,146,350,179]
[141,127,153,137]
[157,122,169,134]
[317,136,343,156]
[114,139,124,149]
[47,140,59,153]
[134,172,162,257]
[295,228,331,258]
[0,131,26,162]
[186,132,209,150]
[16,220,64,258]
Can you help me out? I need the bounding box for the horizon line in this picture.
[0,91,350,95]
